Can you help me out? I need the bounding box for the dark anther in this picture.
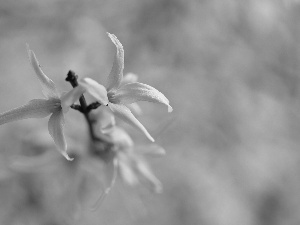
[65,70,79,87]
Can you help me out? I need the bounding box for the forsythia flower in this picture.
[0,45,84,161]
[109,126,164,193]
[79,33,173,142]
[90,108,165,209]
[120,73,142,116]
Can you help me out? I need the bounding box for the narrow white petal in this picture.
[106,33,124,91]
[60,86,85,113]
[109,127,134,148]
[48,111,73,161]
[135,159,162,193]
[79,78,108,105]
[95,109,116,134]
[90,158,118,211]
[126,103,142,116]
[108,103,154,142]
[26,44,59,99]
[118,154,139,186]
[114,82,173,112]
[0,99,57,125]
[120,73,138,85]
[136,145,166,157]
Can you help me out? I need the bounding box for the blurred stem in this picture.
[65,70,113,152]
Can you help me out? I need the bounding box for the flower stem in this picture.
[65,70,113,152]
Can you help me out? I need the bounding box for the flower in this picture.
[0,45,84,161]
[109,126,165,193]
[88,109,166,209]
[120,73,142,116]
[91,123,165,210]
[79,33,173,142]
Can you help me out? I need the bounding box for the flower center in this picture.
[107,91,119,104]
[48,98,62,112]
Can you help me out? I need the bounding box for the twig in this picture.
[65,70,113,152]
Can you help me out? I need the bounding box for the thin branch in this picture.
[65,70,113,151]
[70,104,83,112]
[87,101,101,113]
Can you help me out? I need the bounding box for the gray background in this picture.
[0,0,300,224]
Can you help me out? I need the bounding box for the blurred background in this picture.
[1,0,300,224]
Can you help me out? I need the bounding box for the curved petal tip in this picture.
[149,135,155,143]
[108,103,155,142]
[107,32,123,48]
[26,44,59,99]
[62,152,74,161]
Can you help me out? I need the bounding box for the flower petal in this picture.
[91,158,118,211]
[120,73,138,86]
[126,103,142,116]
[118,153,139,186]
[108,103,154,142]
[79,78,109,105]
[136,144,166,157]
[109,126,134,148]
[26,44,59,99]
[0,99,57,125]
[114,82,173,112]
[135,158,162,193]
[106,33,124,91]
[95,109,116,134]
[48,111,73,161]
[60,86,85,113]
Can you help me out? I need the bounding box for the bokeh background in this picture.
[1,0,300,224]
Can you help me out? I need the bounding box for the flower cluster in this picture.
[0,33,172,195]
